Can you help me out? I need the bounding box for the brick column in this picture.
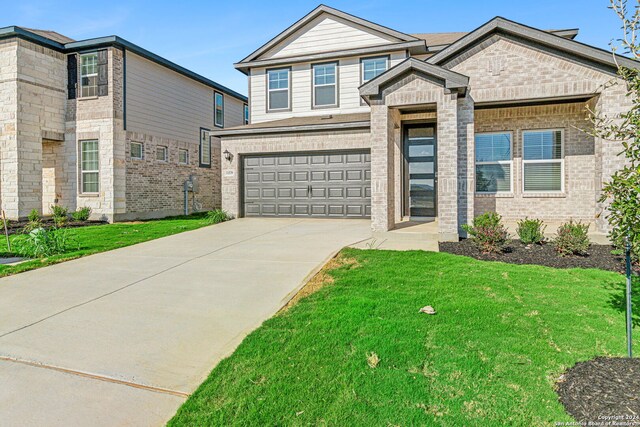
[437,92,459,241]
[457,95,475,236]
[370,105,399,232]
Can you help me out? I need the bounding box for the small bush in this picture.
[50,205,69,227]
[462,211,509,254]
[27,209,40,223]
[14,227,76,258]
[554,220,590,257]
[205,209,231,225]
[23,209,42,234]
[72,207,92,222]
[517,218,546,245]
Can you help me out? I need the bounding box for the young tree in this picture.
[592,0,640,260]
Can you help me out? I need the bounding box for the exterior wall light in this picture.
[223,149,233,162]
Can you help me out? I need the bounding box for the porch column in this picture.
[436,92,460,241]
[457,95,475,235]
[594,82,633,235]
[370,105,400,232]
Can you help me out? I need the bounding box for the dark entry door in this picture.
[404,125,437,218]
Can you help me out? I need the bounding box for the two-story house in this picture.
[0,27,247,221]
[214,5,634,242]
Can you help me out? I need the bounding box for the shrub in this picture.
[205,209,231,225]
[517,218,546,245]
[72,207,92,222]
[50,205,69,227]
[554,220,590,257]
[23,209,42,234]
[14,227,76,258]
[462,211,509,253]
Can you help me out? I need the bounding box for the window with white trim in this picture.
[200,128,211,167]
[362,56,388,82]
[523,129,564,193]
[244,104,249,125]
[179,149,189,165]
[267,68,289,110]
[80,140,99,193]
[312,62,337,107]
[475,132,512,193]
[214,92,224,127]
[130,141,143,160]
[80,52,98,97]
[156,146,168,162]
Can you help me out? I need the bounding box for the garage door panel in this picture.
[243,150,370,218]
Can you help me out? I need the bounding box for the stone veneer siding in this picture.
[124,131,221,219]
[220,129,371,218]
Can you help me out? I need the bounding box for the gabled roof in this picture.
[427,16,637,71]
[237,4,421,65]
[20,27,75,44]
[359,57,469,100]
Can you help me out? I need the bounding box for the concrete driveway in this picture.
[0,218,370,426]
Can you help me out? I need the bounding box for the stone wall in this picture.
[220,129,371,218]
[123,131,221,219]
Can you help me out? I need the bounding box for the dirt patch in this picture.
[557,357,640,423]
[1,218,107,236]
[279,254,359,313]
[439,239,635,274]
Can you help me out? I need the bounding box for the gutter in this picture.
[210,120,371,137]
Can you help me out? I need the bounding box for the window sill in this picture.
[78,96,99,101]
[78,193,99,198]
[475,193,514,198]
[522,192,566,198]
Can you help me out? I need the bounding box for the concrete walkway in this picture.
[0,218,370,426]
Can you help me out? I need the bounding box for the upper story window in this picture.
[244,104,249,125]
[267,68,290,111]
[312,62,338,108]
[475,132,512,193]
[523,129,564,193]
[80,52,98,97]
[361,56,388,82]
[214,92,224,127]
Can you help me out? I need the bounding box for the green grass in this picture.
[169,249,639,426]
[0,214,211,277]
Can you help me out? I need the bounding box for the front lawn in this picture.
[0,214,211,277]
[169,249,638,426]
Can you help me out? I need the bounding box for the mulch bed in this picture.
[557,357,640,423]
[439,239,636,274]
[1,218,107,236]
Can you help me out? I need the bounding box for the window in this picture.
[156,146,168,162]
[130,141,143,160]
[475,133,512,193]
[244,104,249,125]
[200,128,211,167]
[361,56,388,82]
[523,129,564,193]
[80,140,99,193]
[267,68,289,111]
[179,149,189,165]
[214,92,224,127]
[312,62,337,108]
[80,52,98,97]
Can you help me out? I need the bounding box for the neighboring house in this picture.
[0,27,247,221]
[214,5,635,242]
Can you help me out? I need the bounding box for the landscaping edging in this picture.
[439,239,635,274]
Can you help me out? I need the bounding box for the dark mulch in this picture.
[1,218,107,236]
[557,357,640,423]
[439,239,635,274]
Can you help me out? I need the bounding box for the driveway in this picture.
[0,218,370,426]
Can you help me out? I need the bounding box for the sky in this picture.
[2,0,626,95]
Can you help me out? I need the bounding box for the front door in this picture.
[403,125,437,218]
